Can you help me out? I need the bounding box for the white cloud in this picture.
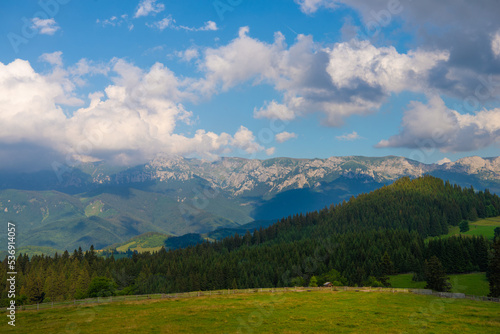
[295,0,337,14]
[134,0,165,18]
[275,131,298,143]
[179,21,219,32]
[0,59,68,148]
[38,52,109,91]
[0,58,266,170]
[326,40,449,94]
[68,59,110,77]
[200,21,218,31]
[437,158,452,165]
[492,31,500,58]
[197,28,447,126]
[196,27,283,94]
[314,1,500,100]
[39,51,63,67]
[266,147,276,156]
[31,18,60,35]
[231,126,264,154]
[376,96,500,152]
[336,131,361,141]
[148,17,218,32]
[254,101,296,121]
[97,14,133,30]
[176,48,200,62]
[147,16,175,30]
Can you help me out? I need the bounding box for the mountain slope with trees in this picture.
[1,176,499,305]
[1,156,500,252]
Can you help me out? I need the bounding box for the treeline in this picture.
[1,176,499,305]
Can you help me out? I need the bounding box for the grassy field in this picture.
[3,290,499,333]
[426,216,500,242]
[112,232,171,253]
[465,216,500,239]
[390,273,490,296]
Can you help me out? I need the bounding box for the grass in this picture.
[390,273,490,296]
[97,232,203,254]
[426,216,500,242]
[390,274,427,290]
[3,290,499,333]
[464,216,500,239]
[112,232,171,253]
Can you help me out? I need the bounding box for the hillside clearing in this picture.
[426,216,500,242]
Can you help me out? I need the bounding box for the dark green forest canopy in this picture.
[1,176,499,303]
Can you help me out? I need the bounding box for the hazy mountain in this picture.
[1,155,499,252]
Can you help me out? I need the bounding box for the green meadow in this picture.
[390,272,490,297]
[3,290,499,333]
[465,216,500,239]
[426,216,500,242]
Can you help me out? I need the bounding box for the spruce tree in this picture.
[424,256,451,292]
[378,251,394,287]
[494,227,500,241]
[488,238,500,298]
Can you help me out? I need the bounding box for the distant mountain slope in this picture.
[10,176,498,303]
[0,155,499,251]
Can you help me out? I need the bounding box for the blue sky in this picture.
[0,0,499,171]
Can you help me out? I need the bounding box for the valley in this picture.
[1,155,500,253]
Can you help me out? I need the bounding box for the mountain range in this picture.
[1,155,499,253]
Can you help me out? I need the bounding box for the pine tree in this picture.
[378,251,394,287]
[25,272,45,303]
[494,227,500,241]
[488,238,500,297]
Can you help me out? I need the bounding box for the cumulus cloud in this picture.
[134,0,165,18]
[0,58,265,170]
[437,158,452,165]
[179,21,218,32]
[254,101,296,121]
[197,28,447,126]
[199,21,218,31]
[326,41,449,93]
[294,0,337,14]
[148,17,218,32]
[266,147,276,156]
[231,126,264,154]
[31,18,60,35]
[336,131,361,141]
[176,48,200,62]
[147,16,175,31]
[97,14,134,31]
[196,27,283,94]
[39,51,63,67]
[492,31,500,58]
[313,0,500,100]
[275,132,298,143]
[376,96,500,152]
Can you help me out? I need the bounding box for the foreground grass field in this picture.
[3,290,499,333]
[390,273,490,296]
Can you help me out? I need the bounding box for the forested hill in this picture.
[246,175,500,243]
[2,176,499,303]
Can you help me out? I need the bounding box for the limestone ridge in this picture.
[83,155,500,197]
